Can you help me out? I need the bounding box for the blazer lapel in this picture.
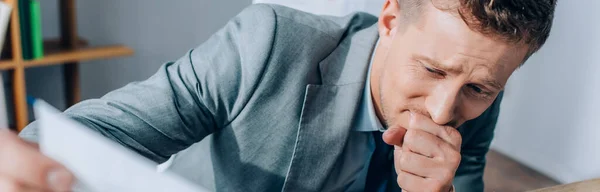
[281,83,364,191]
[282,24,379,192]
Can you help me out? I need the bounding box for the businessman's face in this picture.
[371,1,529,129]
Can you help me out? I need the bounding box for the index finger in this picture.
[408,113,462,150]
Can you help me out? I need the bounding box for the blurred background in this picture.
[0,0,598,191]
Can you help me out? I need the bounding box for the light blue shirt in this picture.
[324,41,387,191]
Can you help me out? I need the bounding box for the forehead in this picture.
[403,4,529,80]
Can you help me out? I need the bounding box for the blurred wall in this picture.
[491,0,600,184]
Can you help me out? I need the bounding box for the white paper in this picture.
[0,1,11,55]
[0,2,11,130]
[34,101,209,192]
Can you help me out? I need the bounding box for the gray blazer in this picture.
[21,4,502,192]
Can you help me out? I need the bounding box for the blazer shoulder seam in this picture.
[265,4,339,42]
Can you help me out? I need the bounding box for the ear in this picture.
[378,0,401,48]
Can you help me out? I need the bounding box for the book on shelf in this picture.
[18,0,32,60]
[30,0,43,59]
[18,0,43,60]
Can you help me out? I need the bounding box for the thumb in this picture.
[383,127,407,146]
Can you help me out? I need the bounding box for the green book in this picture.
[30,0,43,59]
[18,0,32,60]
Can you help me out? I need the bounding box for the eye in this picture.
[465,84,494,100]
[424,66,445,77]
[425,66,436,73]
[467,84,483,93]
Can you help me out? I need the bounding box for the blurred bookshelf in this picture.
[0,38,132,69]
[0,0,134,131]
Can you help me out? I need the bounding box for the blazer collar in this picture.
[318,23,379,86]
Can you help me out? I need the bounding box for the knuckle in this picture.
[396,174,408,187]
[446,127,463,146]
[396,175,403,186]
[435,139,446,151]
[448,152,462,165]
[453,133,463,147]
[431,185,444,192]
[441,170,455,182]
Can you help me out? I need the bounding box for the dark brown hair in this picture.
[399,0,557,56]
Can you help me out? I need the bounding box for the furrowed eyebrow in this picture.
[415,55,463,74]
[415,55,504,91]
[482,79,504,91]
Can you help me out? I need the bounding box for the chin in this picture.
[382,111,409,130]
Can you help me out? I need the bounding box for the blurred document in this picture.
[0,1,11,54]
[34,101,208,192]
[0,3,11,129]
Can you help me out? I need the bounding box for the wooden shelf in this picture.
[0,38,87,60]
[0,40,133,70]
[24,45,132,68]
[0,61,11,70]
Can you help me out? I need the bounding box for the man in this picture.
[0,0,556,191]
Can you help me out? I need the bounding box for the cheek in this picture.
[383,63,430,99]
[380,62,430,117]
[459,95,497,122]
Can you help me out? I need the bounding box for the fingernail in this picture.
[48,168,74,191]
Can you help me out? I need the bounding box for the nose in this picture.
[425,84,461,126]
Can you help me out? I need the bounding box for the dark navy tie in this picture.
[365,131,394,191]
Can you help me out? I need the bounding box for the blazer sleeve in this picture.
[452,92,504,192]
[19,4,277,163]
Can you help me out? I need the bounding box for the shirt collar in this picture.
[354,39,385,132]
